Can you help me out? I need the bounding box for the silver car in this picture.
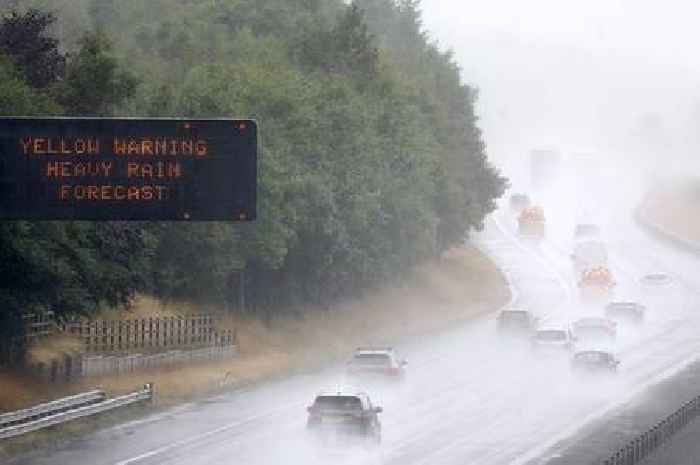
[531,328,575,353]
[307,391,382,444]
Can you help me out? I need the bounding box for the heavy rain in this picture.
[0,1,699,465]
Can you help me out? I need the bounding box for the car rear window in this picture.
[576,352,609,362]
[352,353,391,365]
[501,311,528,321]
[575,318,606,327]
[314,396,362,411]
[607,303,637,312]
[535,330,567,341]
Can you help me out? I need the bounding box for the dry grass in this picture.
[0,245,508,410]
[643,179,700,242]
[26,335,83,365]
[95,295,188,320]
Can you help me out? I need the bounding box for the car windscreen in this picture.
[535,330,566,341]
[352,353,391,366]
[314,396,362,412]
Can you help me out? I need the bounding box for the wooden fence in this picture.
[63,315,234,353]
[30,345,238,381]
[23,312,56,342]
[30,353,83,383]
[80,345,238,377]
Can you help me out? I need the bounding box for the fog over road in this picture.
[11,159,700,465]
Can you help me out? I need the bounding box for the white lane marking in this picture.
[494,205,700,464]
[473,227,520,311]
[113,403,304,465]
[104,403,198,432]
[114,220,523,465]
[392,214,575,464]
[510,350,700,465]
[491,214,573,316]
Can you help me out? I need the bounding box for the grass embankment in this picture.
[0,245,508,411]
[641,179,700,243]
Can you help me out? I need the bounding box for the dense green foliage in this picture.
[0,1,506,361]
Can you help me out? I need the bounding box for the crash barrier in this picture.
[81,344,238,377]
[0,389,106,429]
[63,314,232,353]
[600,394,700,465]
[0,384,153,440]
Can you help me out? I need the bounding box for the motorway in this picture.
[12,167,700,465]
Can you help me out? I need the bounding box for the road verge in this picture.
[0,244,510,460]
[636,180,700,252]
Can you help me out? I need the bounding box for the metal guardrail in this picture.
[0,384,154,440]
[598,203,700,463]
[600,394,700,464]
[0,389,106,428]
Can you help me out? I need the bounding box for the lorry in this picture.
[578,266,616,301]
[518,206,546,239]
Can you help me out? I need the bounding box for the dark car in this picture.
[605,301,645,324]
[347,347,406,378]
[498,309,538,335]
[571,350,619,374]
[306,391,382,443]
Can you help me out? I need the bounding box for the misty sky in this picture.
[420,0,700,169]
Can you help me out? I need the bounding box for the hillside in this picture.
[0,0,506,362]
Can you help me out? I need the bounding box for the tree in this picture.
[0,221,155,363]
[0,0,507,323]
[88,0,118,30]
[56,31,138,115]
[0,9,65,89]
[295,2,378,82]
[0,54,59,114]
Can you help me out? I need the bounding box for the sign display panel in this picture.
[0,117,257,221]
